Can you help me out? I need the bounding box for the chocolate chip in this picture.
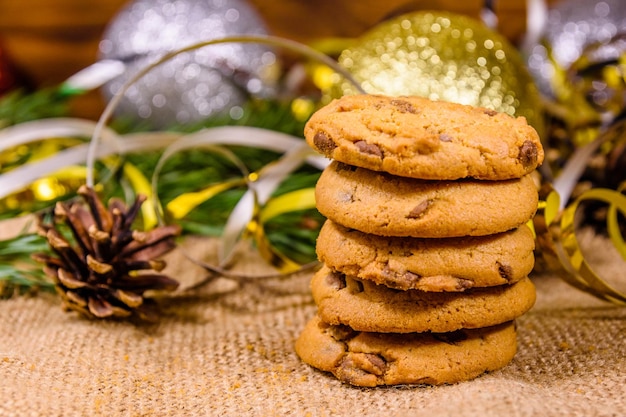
[403,271,421,285]
[328,324,357,341]
[390,99,417,114]
[386,270,421,287]
[406,200,432,219]
[439,133,453,142]
[354,141,383,158]
[339,353,386,380]
[336,355,379,386]
[433,329,468,345]
[483,109,498,116]
[455,278,474,290]
[381,264,422,290]
[381,265,395,279]
[519,140,538,167]
[346,277,364,293]
[361,353,387,375]
[497,262,513,281]
[313,132,337,154]
[326,270,347,290]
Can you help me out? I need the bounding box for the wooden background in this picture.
[0,0,560,119]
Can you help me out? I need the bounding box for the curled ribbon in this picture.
[149,125,328,276]
[534,182,626,304]
[526,17,626,304]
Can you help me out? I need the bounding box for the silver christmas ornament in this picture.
[99,0,276,128]
[525,0,626,99]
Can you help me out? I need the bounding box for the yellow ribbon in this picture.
[121,162,158,229]
[253,187,318,273]
[166,177,246,220]
[534,183,626,305]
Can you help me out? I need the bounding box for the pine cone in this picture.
[33,185,181,321]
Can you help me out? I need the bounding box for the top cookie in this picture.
[304,94,543,180]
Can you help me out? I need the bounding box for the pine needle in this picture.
[0,233,55,298]
[0,87,71,128]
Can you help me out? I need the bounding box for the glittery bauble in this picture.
[526,0,626,100]
[99,0,276,128]
[332,11,544,135]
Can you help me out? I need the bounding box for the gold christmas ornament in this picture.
[330,11,545,137]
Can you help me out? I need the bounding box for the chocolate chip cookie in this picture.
[295,315,517,387]
[311,265,536,334]
[304,94,543,180]
[316,220,535,291]
[315,161,538,238]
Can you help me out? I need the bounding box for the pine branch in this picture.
[0,233,55,298]
[0,87,71,128]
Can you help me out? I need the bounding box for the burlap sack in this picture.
[1,230,624,417]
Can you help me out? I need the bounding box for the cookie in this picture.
[311,265,536,334]
[315,161,538,238]
[316,220,535,291]
[304,94,543,180]
[295,315,517,387]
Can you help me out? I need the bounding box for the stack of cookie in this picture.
[295,94,544,387]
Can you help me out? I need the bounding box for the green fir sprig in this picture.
[0,87,73,128]
[0,232,55,298]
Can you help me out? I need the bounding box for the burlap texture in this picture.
[0,231,624,417]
